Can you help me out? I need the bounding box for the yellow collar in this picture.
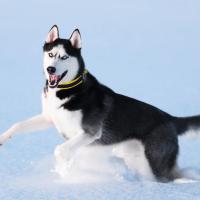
[57,69,88,91]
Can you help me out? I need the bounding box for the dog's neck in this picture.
[44,69,88,99]
[57,69,88,91]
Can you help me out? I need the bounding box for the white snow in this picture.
[1,0,200,199]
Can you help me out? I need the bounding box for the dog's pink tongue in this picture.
[50,74,58,82]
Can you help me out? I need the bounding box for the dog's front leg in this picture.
[0,114,53,145]
[54,131,101,163]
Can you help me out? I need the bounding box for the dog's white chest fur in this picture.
[42,90,83,139]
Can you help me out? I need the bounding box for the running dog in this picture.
[1,25,200,182]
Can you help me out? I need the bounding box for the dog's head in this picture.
[43,25,85,88]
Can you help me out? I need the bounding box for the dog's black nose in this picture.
[47,66,56,74]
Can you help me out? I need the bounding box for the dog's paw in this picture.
[0,133,11,145]
[54,157,75,177]
[54,143,74,162]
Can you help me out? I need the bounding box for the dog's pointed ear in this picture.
[45,25,59,43]
[69,29,81,49]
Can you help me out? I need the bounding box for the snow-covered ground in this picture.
[1,0,200,199]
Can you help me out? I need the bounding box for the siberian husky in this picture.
[1,25,200,182]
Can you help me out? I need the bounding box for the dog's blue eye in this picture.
[61,55,69,60]
[48,53,53,58]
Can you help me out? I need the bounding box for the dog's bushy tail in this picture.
[173,115,200,136]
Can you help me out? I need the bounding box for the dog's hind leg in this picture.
[144,123,179,182]
[112,139,156,181]
[0,114,53,145]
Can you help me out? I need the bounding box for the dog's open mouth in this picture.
[48,70,68,88]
